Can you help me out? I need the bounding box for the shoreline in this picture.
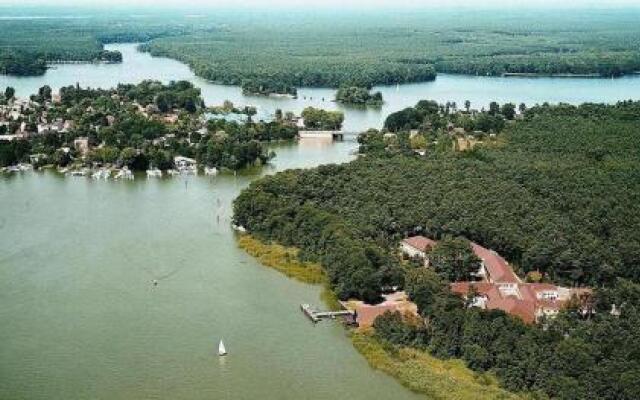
[235,234,523,399]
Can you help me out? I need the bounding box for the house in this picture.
[62,120,74,132]
[400,236,437,260]
[471,242,520,286]
[74,137,89,156]
[163,114,179,124]
[400,235,589,324]
[451,261,589,324]
[343,291,418,328]
[29,153,47,164]
[174,156,197,171]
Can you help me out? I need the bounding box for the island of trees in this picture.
[234,100,640,399]
[335,86,383,106]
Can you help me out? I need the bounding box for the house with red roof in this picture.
[401,235,589,324]
[400,235,437,265]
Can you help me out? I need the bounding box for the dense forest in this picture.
[233,101,640,398]
[3,10,640,87]
[0,15,198,76]
[144,9,640,94]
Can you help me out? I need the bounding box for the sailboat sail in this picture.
[218,340,227,356]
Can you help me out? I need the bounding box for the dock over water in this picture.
[298,131,353,140]
[300,303,354,323]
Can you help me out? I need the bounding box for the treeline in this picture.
[241,79,297,97]
[384,99,516,133]
[436,51,640,77]
[0,51,47,76]
[335,86,383,106]
[59,80,204,112]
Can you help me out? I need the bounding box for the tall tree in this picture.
[4,86,15,100]
[428,236,481,282]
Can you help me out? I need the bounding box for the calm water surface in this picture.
[1,42,639,400]
[1,44,639,130]
[1,141,427,400]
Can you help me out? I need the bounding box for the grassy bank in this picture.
[351,329,525,400]
[236,234,326,284]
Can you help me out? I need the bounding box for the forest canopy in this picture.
[144,9,640,93]
[3,9,640,87]
[235,100,640,298]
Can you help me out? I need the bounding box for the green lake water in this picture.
[1,41,639,400]
[0,142,428,400]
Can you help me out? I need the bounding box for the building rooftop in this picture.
[471,243,520,284]
[402,236,437,253]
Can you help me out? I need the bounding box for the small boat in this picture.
[218,340,227,356]
[204,166,218,176]
[146,167,162,178]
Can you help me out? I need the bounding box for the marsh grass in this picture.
[351,329,527,400]
[237,235,326,284]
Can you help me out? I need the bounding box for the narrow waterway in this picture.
[1,42,639,400]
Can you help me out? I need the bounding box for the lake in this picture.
[1,43,639,400]
[1,43,639,131]
[0,141,431,400]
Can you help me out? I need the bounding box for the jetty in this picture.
[298,131,347,141]
[300,303,354,323]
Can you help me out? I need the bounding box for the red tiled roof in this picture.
[355,304,399,328]
[450,281,495,296]
[402,236,437,253]
[450,281,566,324]
[527,283,558,292]
[471,243,520,284]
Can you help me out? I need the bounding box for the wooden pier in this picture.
[300,303,354,323]
[298,131,350,141]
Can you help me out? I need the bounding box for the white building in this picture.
[400,236,437,265]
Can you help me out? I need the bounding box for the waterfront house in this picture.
[74,137,90,156]
[343,291,418,328]
[174,156,198,174]
[174,156,197,169]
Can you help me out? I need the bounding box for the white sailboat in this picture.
[218,340,227,356]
